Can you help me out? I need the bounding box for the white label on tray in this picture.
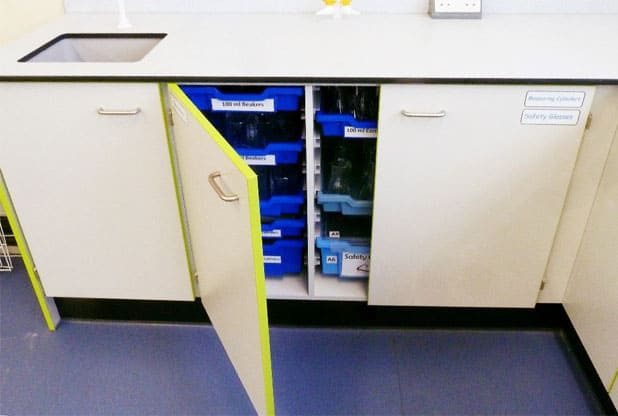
[263,255,282,264]
[211,98,275,112]
[328,231,341,238]
[521,109,580,125]
[341,252,370,277]
[262,229,282,238]
[525,91,586,108]
[326,255,338,264]
[241,155,276,166]
[344,126,377,138]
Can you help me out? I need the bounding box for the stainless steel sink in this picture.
[19,33,166,63]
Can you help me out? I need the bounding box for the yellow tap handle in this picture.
[324,0,336,5]
[341,0,352,5]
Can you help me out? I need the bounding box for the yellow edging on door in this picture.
[247,172,276,416]
[609,367,618,393]
[159,84,197,298]
[0,171,56,331]
[168,84,275,414]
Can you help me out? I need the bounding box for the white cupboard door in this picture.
[168,85,274,416]
[369,85,595,307]
[0,83,192,300]
[563,121,618,401]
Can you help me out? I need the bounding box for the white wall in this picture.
[0,0,64,45]
[63,0,618,14]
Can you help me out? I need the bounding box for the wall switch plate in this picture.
[429,0,482,18]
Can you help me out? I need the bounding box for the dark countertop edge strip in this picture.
[0,76,613,85]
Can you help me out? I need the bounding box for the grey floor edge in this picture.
[1,259,603,415]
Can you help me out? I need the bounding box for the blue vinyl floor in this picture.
[1,259,603,415]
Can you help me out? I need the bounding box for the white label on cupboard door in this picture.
[525,91,586,108]
[341,252,370,277]
[241,155,276,166]
[344,126,378,138]
[171,97,187,122]
[521,109,581,125]
[263,255,282,264]
[211,98,275,112]
[262,229,282,238]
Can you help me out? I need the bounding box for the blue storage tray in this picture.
[316,237,370,279]
[262,218,306,239]
[317,192,372,216]
[263,239,306,277]
[181,86,304,112]
[315,112,378,138]
[260,193,305,217]
[237,141,304,166]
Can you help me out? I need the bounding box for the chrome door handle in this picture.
[97,107,141,116]
[208,172,239,202]
[401,110,446,118]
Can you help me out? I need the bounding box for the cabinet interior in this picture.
[179,84,379,301]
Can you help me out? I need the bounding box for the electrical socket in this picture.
[429,0,482,18]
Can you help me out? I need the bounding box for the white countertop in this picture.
[2,13,618,81]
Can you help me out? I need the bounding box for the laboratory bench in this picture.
[0,11,617,415]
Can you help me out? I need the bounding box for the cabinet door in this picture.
[369,85,594,307]
[563,120,618,402]
[168,84,274,416]
[0,83,192,300]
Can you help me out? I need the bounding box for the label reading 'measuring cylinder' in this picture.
[525,91,586,108]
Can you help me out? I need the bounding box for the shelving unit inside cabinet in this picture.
[178,84,379,302]
[180,84,310,300]
[310,85,379,301]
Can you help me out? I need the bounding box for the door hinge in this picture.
[540,281,546,291]
[168,109,174,127]
[585,113,592,130]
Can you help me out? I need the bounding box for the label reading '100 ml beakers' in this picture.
[211,98,275,112]
[263,255,282,264]
[241,155,276,166]
[344,126,377,138]
[262,229,282,238]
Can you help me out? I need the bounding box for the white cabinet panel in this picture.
[0,83,192,300]
[564,120,618,398]
[539,86,618,302]
[169,84,274,416]
[369,84,594,307]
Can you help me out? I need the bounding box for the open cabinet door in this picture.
[168,84,274,416]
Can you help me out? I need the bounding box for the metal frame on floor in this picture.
[0,218,13,272]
